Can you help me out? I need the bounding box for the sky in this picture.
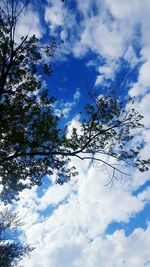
[1,0,150,266]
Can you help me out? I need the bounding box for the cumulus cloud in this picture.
[18,158,150,266]
[21,225,150,267]
[77,226,150,267]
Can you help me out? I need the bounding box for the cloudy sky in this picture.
[4,0,150,266]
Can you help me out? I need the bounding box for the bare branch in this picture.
[74,154,130,176]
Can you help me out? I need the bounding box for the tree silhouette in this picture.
[0,0,149,202]
[0,208,33,267]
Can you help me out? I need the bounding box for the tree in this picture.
[0,0,149,202]
[0,208,33,267]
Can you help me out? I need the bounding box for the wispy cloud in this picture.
[15,4,44,41]
[54,88,81,118]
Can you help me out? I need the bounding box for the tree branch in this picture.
[74,154,130,176]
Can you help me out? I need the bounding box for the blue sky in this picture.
[2,0,150,266]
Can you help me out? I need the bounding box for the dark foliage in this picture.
[0,208,33,267]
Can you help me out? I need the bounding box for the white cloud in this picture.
[77,226,150,267]
[17,154,150,266]
[38,182,75,210]
[140,94,150,128]
[45,1,65,34]
[72,0,136,83]
[44,0,150,91]
[54,88,81,118]
[15,5,44,41]
[75,19,126,60]
[23,226,150,267]
[95,61,118,86]
[67,114,82,137]
[73,88,80,101]
[44,0,75,41]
